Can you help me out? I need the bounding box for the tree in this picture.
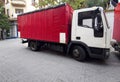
[0,0,11,39]
[86,0,110,9]
[63,0,87,9]
[37,0,110,10]
[37,0,86,9]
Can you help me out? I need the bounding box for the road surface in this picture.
[0,38,120,82]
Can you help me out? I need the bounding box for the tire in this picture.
[72,46,86,61]
[30,41,39,51]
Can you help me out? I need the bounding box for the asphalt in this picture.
[0,38,120,82]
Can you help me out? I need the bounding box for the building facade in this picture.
[4,0,39,38]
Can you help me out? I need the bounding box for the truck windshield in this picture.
[103,12,109,29]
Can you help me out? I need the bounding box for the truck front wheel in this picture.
[30,41,39,51]
[72,46,86,61]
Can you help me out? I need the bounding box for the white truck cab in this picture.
[70,7,111,59]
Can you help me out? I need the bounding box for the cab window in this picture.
[78,9,104,37]
[78,11,93,28]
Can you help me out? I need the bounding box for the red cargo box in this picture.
[18,4,73,44]
[113,3,120,42]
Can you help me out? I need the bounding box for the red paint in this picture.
[18,4,73,44]
[113,3,120,42]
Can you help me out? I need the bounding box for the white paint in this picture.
[105,12,114,41]
[60,33,66,44]
[18,32,21,38]
[71,7,111,49]
[101,11,111,48]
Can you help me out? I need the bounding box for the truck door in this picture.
[72,8,107,48]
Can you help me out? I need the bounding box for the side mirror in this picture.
[97,14,101,21]
[97,13,103,30]
[111,0,118,7]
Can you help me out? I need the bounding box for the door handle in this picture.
[76,37,80,40]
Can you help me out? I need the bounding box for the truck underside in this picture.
[25,39,110,61]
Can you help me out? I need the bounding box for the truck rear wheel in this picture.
[72,46,86,61]
[30,41,39,51]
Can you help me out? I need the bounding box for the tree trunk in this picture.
[0,30,1,40]
[1,29,4,40]
[1,30,3,40]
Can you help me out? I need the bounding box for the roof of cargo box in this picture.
[18,3,68,16]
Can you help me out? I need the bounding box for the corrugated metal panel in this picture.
[18,4,73,44]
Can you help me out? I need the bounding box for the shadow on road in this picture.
[25,47,120,66]
[84,57,109,66]
[85,52,120,66]
[112,52,120,60]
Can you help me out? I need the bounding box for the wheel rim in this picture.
[73,49,80,57]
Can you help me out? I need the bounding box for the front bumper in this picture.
[89,47,110,59]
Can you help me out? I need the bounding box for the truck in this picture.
[111,0,120,52]
[18,3,110,61]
